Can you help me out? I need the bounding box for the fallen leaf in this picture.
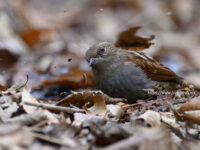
[106,104,124,119]
[180,110,200,124]
[21,89,60,123]
[166,97,200,125]
[0,49,18,69]
[0,83,6,91]
[177,96,200,114]
[135,110,161,127]
[0,124,20,136]
[115,26,155,50]
[0,101,19,121]
[5,112,47,126]
[100,126,178,150]
[56,91,107,116]
[160,112,180,130]
[21,88,40,113]
[0,127,34,149]
[41,66,94,89]
[73,113,106,127]
[20,28,52,47]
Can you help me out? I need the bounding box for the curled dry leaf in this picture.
[41,66,94,89]
[56,91,107,116]
[177,96,200,114]
[106,104,124,119]
[115,26,155,50]
[167,96,200,124]
[135,110,161,127]
[180,111,200,124]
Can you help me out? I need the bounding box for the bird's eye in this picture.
[97,47,105,56]
[99,47,105,52]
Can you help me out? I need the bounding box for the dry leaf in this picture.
[0,127,33,149]
[100,126,178,150]
[181,111,200,124]
[115,26,155,50]
[167,97,200,124]
[21,89,60,123]
[0,83,6,91]
[0,49,18,69]
[177,96,200,113]
[0,102,19,121]
[5,112,47,126]
[20,28,52,47]
[106,104,124,119]
[41,66,94,89]
[21,88,40,113]
[135,110,161,127]
[73,113,106,127]
[160,112,180,129]
[56,91,107,116]
[0,124,20,136]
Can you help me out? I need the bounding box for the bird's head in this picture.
[85,42,116,68]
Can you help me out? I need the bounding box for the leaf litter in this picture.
[0,0,200,149]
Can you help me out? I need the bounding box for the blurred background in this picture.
[0,0,200,100]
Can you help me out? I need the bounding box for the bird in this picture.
[85,42,184,103]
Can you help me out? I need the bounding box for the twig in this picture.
[24,101,84,113]
[29,120,48,131]
[31,132,77,147]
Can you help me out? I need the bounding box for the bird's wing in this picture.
[125,51,182,82]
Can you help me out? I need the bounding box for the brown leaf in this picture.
[56,91,107,116]
[0,83,7,91]
[168,97,200,124]
[115,26,155,50]
[0,49,18,70]
[20,28,52,47]
[177,96,200,114]
[180,111,200,124]
[41,66,94,89]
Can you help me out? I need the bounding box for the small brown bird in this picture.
[85,42,183,103]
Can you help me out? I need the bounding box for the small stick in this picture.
[31,132,77,147]
[24,101,84,113]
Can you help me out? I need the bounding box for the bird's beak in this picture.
[89,58,95,67]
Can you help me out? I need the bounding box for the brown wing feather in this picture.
[126,51,182,82]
